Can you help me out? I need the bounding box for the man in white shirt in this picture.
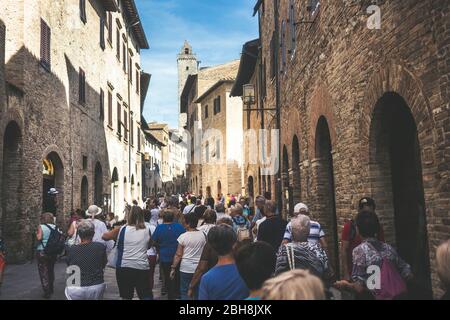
[183,196,197,215]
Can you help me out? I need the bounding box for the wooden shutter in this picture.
[100,89,105,119]
[107,12,112,43]
[117,102,122,137]
[40,19,51,70]
[108,91,113,126]
[80,0,87,23]
[100,17,105,50]
[116,29,121,59]
[136,70,140,94]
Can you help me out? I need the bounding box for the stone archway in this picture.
[1,121,23,262]
[314,116,339,275]
[42,151,64,222]
[369,92,432,298]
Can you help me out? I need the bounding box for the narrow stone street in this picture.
[0,259,165,300]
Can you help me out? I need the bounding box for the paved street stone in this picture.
[0,259,166,300]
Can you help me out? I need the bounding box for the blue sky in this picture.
[135,0,259,128]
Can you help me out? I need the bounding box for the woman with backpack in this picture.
[230,204,251,242]
[334,210,413,300]
[36,212,63,299]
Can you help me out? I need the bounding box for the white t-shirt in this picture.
[150,209,160,226]
[145,222,157,256]
[89,219,114,252]
[177,231,207,274]
[183,204,196,215]
[120,225,151,270]
[198,224,215,235]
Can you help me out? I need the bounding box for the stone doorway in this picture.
[314,116,339,276]
[1,121,23,262]
[42,152,64,221]
[369,92,432,298]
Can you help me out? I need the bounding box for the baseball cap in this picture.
[358,197,376,210]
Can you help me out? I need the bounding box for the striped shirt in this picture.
[283,220,325,244]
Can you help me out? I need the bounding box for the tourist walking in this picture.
[282,203,327,248]
[214,203,231,222]
[36,212,63,299]
[198,209,217,235]
[230,204,251,242]
[261,269,326,300]
[151,210,186,300]
[436,239,450,300]
[340,197,385,280]
[235,241,276,300]
[187,218,233,299]
[183,196,197,215]
[170,212,206,300]
[334,210,412,300]
[102,206,153,300]
[257,201,287,252]
[143,210,158,294]
[199,225,249,300]
[65,220,107,300]
[275,215,331,284]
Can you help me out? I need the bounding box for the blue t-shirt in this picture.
[151,223,185,263]
[199,264,249,300]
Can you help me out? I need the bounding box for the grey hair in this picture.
[77,219,95,240]
[291,214,311,242]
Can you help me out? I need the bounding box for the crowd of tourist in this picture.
[0,192,448,301]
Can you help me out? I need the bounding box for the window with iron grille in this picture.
[130,116,134,146]
[204,105,209,119]
[80,0,87,24]
[40,19,51,71]
[100,17,105,50]
[79,68,86,105]
[82,155,88,170]
[108,91,113,127]
[100,88,104,120]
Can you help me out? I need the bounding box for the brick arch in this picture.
[309,84,337,159]
[0,109,25,139]
[360,61,436,159]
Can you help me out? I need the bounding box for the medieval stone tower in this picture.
[177,40,198,128]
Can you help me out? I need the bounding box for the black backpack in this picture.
[41,224,66,256]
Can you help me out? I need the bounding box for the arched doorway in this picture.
[206,186,211,198]
[94,162,103,207]
[369,92,431,298]
[292,135,301,204]
[282,146,293,218]
[111,168,119,214]
[42,152,64,219]
[315,116,339,275]
[247,176,254,199]
[1,121,23,261]
[80,176,88,211]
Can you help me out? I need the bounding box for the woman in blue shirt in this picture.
[151,209,185,300]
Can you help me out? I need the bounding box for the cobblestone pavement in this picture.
[0,258,166,300]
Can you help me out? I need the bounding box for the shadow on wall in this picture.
[0,44,111,263]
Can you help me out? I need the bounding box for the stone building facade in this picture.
[0,0,149,263]
[235,0,449,297]
[195,79,243,199]
[180,55,241,197]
